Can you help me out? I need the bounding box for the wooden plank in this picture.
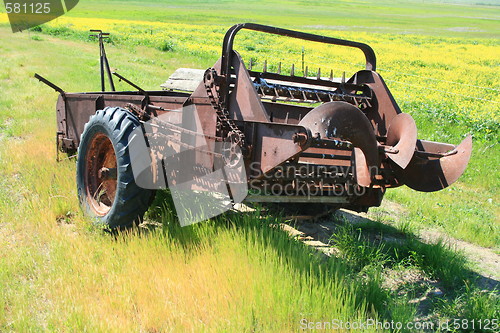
[160,68,205,92]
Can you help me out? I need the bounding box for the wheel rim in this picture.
[84,133,117,216]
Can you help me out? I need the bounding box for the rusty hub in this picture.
[84,133,117,216]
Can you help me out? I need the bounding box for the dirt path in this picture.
[421,229,499,289]
[280,200,499,291]
[369,201,499,286]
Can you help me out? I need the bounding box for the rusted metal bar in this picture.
[220,23,377,108]
[245,195,350,204]
[112,72,148,98]
[34,74,66,97]
[90,30,115,92]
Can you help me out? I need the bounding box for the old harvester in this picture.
[36,24,472,228]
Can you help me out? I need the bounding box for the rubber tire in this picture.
[77,107,153,229]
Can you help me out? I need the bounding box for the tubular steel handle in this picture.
[220,23,377,106]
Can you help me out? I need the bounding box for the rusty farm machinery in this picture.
[36,23,472,228]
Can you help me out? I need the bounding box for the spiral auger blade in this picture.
[391,135,472,192]
[385,113,418,169]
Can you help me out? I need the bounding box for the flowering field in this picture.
[2,11,497,139]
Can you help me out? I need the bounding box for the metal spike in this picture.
[353,97,359,107]
[330,69,333,81]
[291,64,295,76]
[278,62,281,74]
[301,46,305,74]
[316,68,321,80]
[305,66,308,78]
[263,60,267,73]
[342,71,346,84]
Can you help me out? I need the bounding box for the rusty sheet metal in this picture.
[228,52,270,122]
[392,135,472,192]
[386,113,418,169]
[249,121,311,175]
[348,70,401,137]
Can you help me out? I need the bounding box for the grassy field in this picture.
[0,0,499,331]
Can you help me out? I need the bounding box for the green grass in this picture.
[0,0,498,330]
[331,220,471,288]
[438,284,500,330]
[330,220,499,332]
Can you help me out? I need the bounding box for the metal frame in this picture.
[35,23,472,212]
[220,23,377,107]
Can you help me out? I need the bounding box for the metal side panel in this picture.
[57,94,106,150]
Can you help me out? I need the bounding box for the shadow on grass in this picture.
[289,209,499,322]
[325,210,499,291]
[134,190,414,324]
[118,190,498,328]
